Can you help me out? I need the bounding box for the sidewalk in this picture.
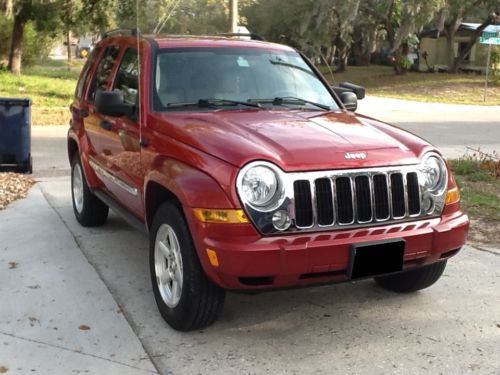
[0,184,157,374]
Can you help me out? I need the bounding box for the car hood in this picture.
[151,110,429,171]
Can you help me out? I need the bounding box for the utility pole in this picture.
[229,0,238,33]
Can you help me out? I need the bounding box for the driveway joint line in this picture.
[0,330,157,373]
[469,244,500,256]
[38,184,162,375]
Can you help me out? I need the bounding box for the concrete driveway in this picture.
[2,97,499,374]
[35,179,500,374]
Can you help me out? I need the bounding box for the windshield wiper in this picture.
[250,97,330,111]
[166,98,261,109]
[199,99,262,108]
[269,59,316,77]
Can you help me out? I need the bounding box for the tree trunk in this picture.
[452,14,499,72]
[443,16,463,73]
[352,42,371,66]
[66,30,72,65]
[7,15,25,75]
[446,32,457,73]
[336,43,349,72]
[6,0,12,17]
[392,49,406,75]
[2,0,13,17]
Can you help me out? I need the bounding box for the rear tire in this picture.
[374,261,447,293]
[150,202,225,331]
[71,154,109,227]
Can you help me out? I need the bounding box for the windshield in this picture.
[153,47,339,111]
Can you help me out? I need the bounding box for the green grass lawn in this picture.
[449,158,500,222]
[0,59,83,125]
[449,158,500,246]
[321,65,500,105]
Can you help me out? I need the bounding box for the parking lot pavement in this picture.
[0,183,158,374]
[38,177,500,375]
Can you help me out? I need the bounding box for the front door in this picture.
[97,47,144,218]
[84,44,121,175]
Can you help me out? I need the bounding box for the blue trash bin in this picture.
[0,98,32,174]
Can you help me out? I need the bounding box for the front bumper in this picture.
[188,211,469,290]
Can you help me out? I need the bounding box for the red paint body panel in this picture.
[187,211,469,290]
[150,110,426,171]
[69,35,469,292]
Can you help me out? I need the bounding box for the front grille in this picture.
[293,171,421,229]
[294,180,313,227]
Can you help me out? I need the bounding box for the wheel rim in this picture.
[72,163,84,214]
[154,224,184,308]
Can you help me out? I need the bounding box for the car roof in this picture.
[150,35,295,52]
[103,34,296,52]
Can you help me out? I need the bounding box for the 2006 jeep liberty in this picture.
[68,30,469,331]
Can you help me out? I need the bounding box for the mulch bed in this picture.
[0,172,35,210]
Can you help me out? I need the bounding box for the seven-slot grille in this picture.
[293,171,421,229]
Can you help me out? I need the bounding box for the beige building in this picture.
[418,23,500,73]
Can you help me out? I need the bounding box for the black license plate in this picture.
[348,239,405,279]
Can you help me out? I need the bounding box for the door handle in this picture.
[100,120,113,131]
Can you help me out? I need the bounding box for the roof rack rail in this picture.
[218,32,266,41]
[102,28,140,39]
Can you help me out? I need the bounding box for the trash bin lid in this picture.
[0,97,31,107]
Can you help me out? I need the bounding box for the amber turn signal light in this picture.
[193,208,249,224]
[206,248,219,267]
[445,187,460,205]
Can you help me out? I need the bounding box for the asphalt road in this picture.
[357,97,500,159]
[23,98,500,374]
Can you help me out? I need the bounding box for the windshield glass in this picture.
[153,47,339,111]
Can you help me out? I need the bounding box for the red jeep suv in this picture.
[68,30,469,331]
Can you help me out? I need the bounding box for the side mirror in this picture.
[339,82,365,100]
[339,92,358,112]
[95,90,135,117]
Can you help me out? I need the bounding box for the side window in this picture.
[113,49,139,105]
[75,47,100,99]
[87,45,120,102]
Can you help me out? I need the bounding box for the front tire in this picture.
[71,154,109,227]
[374,261,447,293]
[150,202,225,331]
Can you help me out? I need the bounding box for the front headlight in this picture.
[420,152,448,215]
[421,153,447,194]
[238,162,283,210]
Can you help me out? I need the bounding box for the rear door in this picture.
[70,46,101,153]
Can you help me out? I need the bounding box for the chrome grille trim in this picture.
[288,165,427,233]
[310,179,318,228]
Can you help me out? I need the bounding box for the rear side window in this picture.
[113,49,139,105]
[87,45,120,102]
[75,47,100,99]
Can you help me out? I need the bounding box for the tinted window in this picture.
[87,45,120,102]
[113,49,139,105]
[75,47,100,99]
[154,47,338,111]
